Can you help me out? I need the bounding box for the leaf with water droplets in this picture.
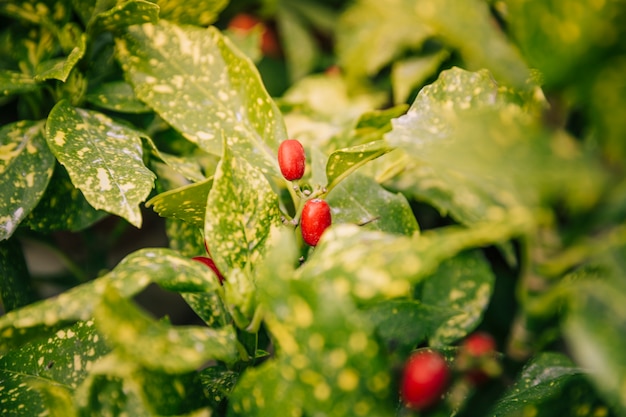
[45,100,156,228]
[385,67,604,224]
[116,20,286,176]
[490,352,608,417]
[0,120,55,240]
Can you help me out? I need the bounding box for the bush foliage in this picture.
[1,0,625,416]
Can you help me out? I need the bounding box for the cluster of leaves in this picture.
[1,0,626,416]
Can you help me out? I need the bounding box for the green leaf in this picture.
[84,81,151,113]
[88,0,159,33]
[181,291,229,329]
[301,209,530,304]
[421,250,495,346]
[414,0,530,89]
[24,163,108,233]
[45,100,155,228]
[336,0,432,80]
[147,177,213,227]
[279,73,387,149]
[147,139,212,183]
[237,230,395,417]
[116,21,286,176]
[505,0,621,87]
[199,365,238,410]
[34,26,85,82]
[75,352,211,416]
[155,0,228,26]
[327,172,419,236]
[385,67,604,224]
[0,239,37,312]
[391,50,449,105]
[94,285,237,372]
[490,352,609,417]
[364,299,454,352]
[564,278,626,414]
[0,70,39,95]
[229,361,306,417]
[205,144,282,273]
[0,248,220,352]
[0,120,55,240]
[277,4,319,82]
[164,218,205,257]
[325,140,392,192]
[0,320,109,417]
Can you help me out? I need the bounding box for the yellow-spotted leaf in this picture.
[325,140,392,193]
[155,0,228,26]
[421,250,495,346]
[205,144,282,273]
[116,20,286,176]
[146,178,214,227]
[0,320,109,417]
[88,0,159,33]
[0,70,39,95]
[94,285,237,372]
[0,248,220,352]
[45,100,155,228]
[84,81,151,114]
[34,24,85,82]
[0,120,55,240]
[385,67,604,225]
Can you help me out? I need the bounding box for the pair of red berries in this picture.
[278,139,332,247]
[400,332,497,411]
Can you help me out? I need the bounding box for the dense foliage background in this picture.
[1,0,626,416]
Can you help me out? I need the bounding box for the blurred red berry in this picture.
[401,350,450,411]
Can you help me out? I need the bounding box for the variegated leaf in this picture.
[205,144,282,273]
[45,100,155,227]
[0,120,55,240]
[116,20,286,176]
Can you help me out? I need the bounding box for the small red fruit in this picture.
[463,332,496,357]
[227,13,281,58]
[278,139,306,181]
[401,350,449,411]
[300,199,332,246]
[228,13,262,32]
[459,332,498,385]
[192,256,225,285]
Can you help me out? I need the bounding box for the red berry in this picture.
[401,350,449,411]
[278,139,306,181]
[300,199,331,246]
[228,13,281,58]
[460,332,497,385]
[192,256,225,285]
[462,332,496,357]
[228,13,262,32]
